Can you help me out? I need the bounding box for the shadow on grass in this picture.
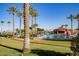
[31,49,71,56]
[0,44,71,56]
[0,44,22,53]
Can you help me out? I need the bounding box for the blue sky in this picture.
[0,3,79,31]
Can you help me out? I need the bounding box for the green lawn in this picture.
[0,38,72,56]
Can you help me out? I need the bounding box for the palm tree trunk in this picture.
[32,16,33,33]
[71,19,73,35]
[34,17,37,35]
[33,17,36,35]
[1,24,2,34]
[35,17,36,25]
[32,16,35,25]
[78,19,79,33]
[23,3,30,53]
[8,23,10,32]
[13,13,15,39]
[9,24,10,32]
[32,16,35,35]
[7,23,8,32]
[20,16,22,36]
[1,23,3,33]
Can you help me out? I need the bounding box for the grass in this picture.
[0,37,72,56]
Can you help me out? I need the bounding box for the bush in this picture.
[71,34,79,55]
[0,32,13,38]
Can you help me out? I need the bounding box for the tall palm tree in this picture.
[23,3,30,53]
[29,6,36,35]
[33,11,38,25]
[7,21,11,32]
[17,11,24,36]
[67,14,75,35]
[0,21,4,33]
[33,11,38,35]
[8,6,18,39]
[29,6,35,25]
[29,7,38,35]
[75,14,79,33]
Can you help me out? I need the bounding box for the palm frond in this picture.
[7,6,18,15]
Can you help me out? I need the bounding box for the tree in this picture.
[37,28,45,34]
[29,6,36,35]
[7,21,11,32]
[23,3,30,53]
[32,10,38,35]
[33,11,38,25]
[70,14,79,56]
[75,14,79,33]
[17,11,24,36]
[67,14,75,35]
[8,6,18,39]
[29,6,35,26]
[0,21,4,33]
[29,6,38,35]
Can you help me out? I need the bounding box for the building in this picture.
[50,25,76,39]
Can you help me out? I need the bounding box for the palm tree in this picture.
[33,12,38,35]
[29,6,36,35]
[75,14,79,33]
[8,6,18,39]
[23,3,30,53]
[7,21,11,32]
[29,6,35,25]
[17,11,24,36]
[33,11,38,25]
[29,6,38,35]
[0,21,4,33]
[67,14,75,35]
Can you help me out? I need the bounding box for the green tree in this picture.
[37,28,45,34]
[67,14,75,35]
[7,21,11,32]
[29,6,38,35]
[8,6,18,39]
[0,21,4,33]
[17,11,24,36]
[75,14,79,33]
